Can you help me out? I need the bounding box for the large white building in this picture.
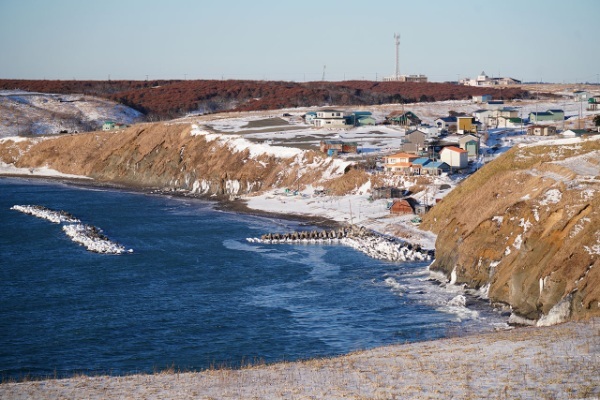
[383,74,428,83]
[460,71,521,86]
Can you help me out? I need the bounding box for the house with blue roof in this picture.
[423,161,450,175]
[435,116,457,132]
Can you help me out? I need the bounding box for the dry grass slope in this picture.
[422,139,600,322]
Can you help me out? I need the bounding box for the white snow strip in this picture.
[11,205,80,224]
[190,124,303,159]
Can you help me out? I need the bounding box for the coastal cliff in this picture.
[421,138,600,324]
[0,122,361,196]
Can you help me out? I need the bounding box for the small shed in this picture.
[320,140,358,155]
[356,116,376,126]
[390,199,416,215]
[422,161,450,175]
[527,125,557,136]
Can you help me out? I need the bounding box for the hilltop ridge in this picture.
[422,137,600,324]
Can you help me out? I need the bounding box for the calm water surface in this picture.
[0,177,506,379]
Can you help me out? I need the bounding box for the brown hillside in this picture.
[421,140,600,323]
[0,79,528,119]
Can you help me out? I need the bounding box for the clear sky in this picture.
[1,0,598,83]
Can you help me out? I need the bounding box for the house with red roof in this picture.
[439,146,468,169]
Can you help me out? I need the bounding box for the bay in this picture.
[0,177,505,379]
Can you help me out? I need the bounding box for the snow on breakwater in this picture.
[11,204,131,255]
[247,225,433,262]
[10,205,80,224]
[62,224,130,255]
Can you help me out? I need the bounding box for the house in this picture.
[345,111,374,126]
[529,109,564,123]
[320,140,358,155]
[416,124,441,139]
[387,111,421,127]
[496,107,520,118]
[472,109,493,126]
[473,94,492,103]
[102,121,127,131]
[587,96,600,111]
[422,161,450,175]
[458,135,479,156]
[497,116,523,128]
[573,90,590,102]
[410,157,431,175]
[456,116,477,134]
[384,152,419,173]
[527,125,557,136]
[390,198,417,215]
[304,111,317,125]
[314,109,347,128]
[356,116,376,126]
[440,146,468,169]
[402,129,429,154]
[435,116,457,132]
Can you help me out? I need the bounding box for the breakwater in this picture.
[11,204,131,255]
[247,225,434,262]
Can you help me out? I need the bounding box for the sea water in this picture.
[0,177,507,379]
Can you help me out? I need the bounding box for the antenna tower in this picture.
[322,65,326,81]
[394,33,400,80]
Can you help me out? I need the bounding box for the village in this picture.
[187,85,598,232]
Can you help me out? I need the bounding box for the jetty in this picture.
[247,225,434,262]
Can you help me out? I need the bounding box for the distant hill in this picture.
[0,79,529,120]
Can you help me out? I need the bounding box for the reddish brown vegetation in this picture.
[0,79,528,119]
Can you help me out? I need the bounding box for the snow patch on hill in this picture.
[0,90,144,137]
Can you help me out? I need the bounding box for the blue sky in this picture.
[1,0,598,83]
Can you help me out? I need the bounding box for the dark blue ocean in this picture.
[0,177,506,379]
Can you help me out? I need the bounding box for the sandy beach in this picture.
[1,319,597,399]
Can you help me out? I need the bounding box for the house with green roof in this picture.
[529,109,564,123]
[386,111,421,127]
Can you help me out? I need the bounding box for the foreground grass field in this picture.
[2,319,598,399]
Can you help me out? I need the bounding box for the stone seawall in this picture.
[248,225,433,262]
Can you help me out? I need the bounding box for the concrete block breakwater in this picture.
[11,204,131,255]
[247,225,434,262]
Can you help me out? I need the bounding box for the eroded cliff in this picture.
[0,122,361,196]
[422,138,600,324]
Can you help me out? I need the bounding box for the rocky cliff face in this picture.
[422,139,600,324]
[0,122,357,196]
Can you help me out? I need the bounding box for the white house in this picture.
[573,91,590,102]
[440,146,468,169]
[473,94,492,103]
[313,109,347,128]
[472,109,493,126]
[497,116,523,128]
[461,71,521,87]
[435,116,457,132]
